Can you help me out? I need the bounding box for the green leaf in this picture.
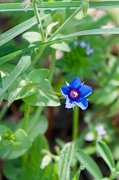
[0,146,27,160]
[58,143,74,180]
[0,63,15,74]
[0,16,36,47]
[26,69,49,84]
[109,99,119,116]
[61,28,119,40]
[16,115,48,142]
[23,79,60,107]
[22,31,42,43]
[0,125,8,135]
[7,86,35,107]
[27,115,48,141]
[51,41,70,52]
[0,127,31,158]
[72,167,81,180]
[6,69,49,106]
[76,149,103,180]
[18,134,53,180]
[97,141,115,172]
[0,55,31,99]
[0,39,58,65]
[3,160,20,180]
[0,93,5,104]
[1,129,14,147]
[11,129,32,151]
[0,125,9,148]
[0,50,22,65]
[0,128,31,159]
[56,138,65,149]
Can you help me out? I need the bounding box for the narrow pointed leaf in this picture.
[76,149,103,180]
[0,1,119,12]
[58,143,74,180]
[97,141,115,172]
[72,167,81,180]
[0,17,36,46]
[61,28,119,40]
[0,39,58,65]
[0,12,51,46]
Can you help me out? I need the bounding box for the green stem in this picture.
[48,6,82,41]
[72,106,79,173]
[22,104,30,165]
[29,50,56,132]
[28,106,43,133]
[48,49,56,83]
[0,102,8,121]
[22,151,28,165]
[109,172,118,180]
[31,5,82,66]
[72,106,79,141]
[30,2,81,140]
[32,1,45,42]
[31,46,45,66]
[23,104,30,131]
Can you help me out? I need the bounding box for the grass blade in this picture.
[0,1,119,11]
[0,12,51,46]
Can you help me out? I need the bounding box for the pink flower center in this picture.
[68,88,79,100]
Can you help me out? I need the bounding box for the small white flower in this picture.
[95,125,106,140]
[46,22,59,39]
[85,124,106,141]
[40,155,52,169]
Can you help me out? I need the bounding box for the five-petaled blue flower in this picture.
[60,77,92,110]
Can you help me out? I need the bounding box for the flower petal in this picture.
[65,97,75,109]
[60,86,69,97]
[80,41,87,48]
[75,97,88,110]
[70,77,82,88]
[86,45,94,56]
[79,84,92,98]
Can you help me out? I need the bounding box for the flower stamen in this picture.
[68,88,79,100]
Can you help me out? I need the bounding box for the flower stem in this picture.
[22,103,30,165]
[31,46,45,66]
[48,6,82,41]
[48,49,56,83]
[32,0,45,42]
[31,5,82,66]
[0,102,8,121]
[72,106,79,141]
[29,50,56,132]
[28,106,43,133]
[23,104,30,131]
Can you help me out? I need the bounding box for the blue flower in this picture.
[74,40,79,47]
[60,77,92,110]
[86,45,94,56]
[80,41,94,56]
[80,41,87,48]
